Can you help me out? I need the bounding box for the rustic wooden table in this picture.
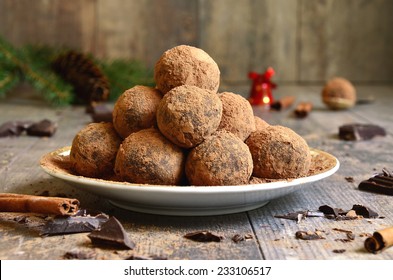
[1,84,392,260]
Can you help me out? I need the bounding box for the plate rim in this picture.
[39,146,339,215]
[40,146,340,194]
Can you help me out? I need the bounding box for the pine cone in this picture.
[52,50,110,104]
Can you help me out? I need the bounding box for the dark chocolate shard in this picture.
[26,119,57,137]
[295,230,325,240]
[274,211,308,223]
[88,216,135,250]
[359,170,393,195]
[318,205,342,218]
[338,123,386,141]
[40,209,109,236]
[351,204,378,218]
[184,231,223,242]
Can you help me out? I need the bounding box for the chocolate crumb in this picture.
[63,250,97,260]
[295,230,325,240]
[244,233,253,240]
[184,231,223,242]
[347,232,355,240]
[13,216,30,224]
[232,234,245,243]
[332,228,353,234]
[332,249,346,254]
[345,176,355,183]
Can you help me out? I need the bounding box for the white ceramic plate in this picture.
[40,147,339,216]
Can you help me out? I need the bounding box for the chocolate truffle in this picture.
[254,116,269,131]
[217,92,256,141]
[114,127,185,185]
[156,85,222,148]
[70,122,122,178]
[245,125,311,179]
[186,131,253,186]
[112,85,162,139]
[322,77,356,110]
[154,45,220,94]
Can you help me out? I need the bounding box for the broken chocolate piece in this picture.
[184,231,223,242]
[318,205,342,218]
[351,204,378,218]
[339,123,386,141]
[26,119,57,137]
[295,230,325,240]
[90,104,113,123]
[0,121,34,137]
[359,170,393,196]
[40,209,109,236]
[88,216,135,250]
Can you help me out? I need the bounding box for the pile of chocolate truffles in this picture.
[70,45,311,186]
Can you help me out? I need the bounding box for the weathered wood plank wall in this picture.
[0,0,392,84]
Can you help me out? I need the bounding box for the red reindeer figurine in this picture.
[248,67,277,106]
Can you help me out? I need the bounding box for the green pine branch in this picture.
[0,68,20,98]
[0,36,73,106]
[0,35,155,105]
[98,59,154,101]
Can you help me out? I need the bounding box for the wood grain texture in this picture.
[95,0,198,66]
[0,0,393,84]
[0,0,96,51]
[299,0,393,82]
[1,85,392,259]
[1,0,392,84]
[199,0,297,83]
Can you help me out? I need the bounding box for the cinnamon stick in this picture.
[270,96,295,110]
[294,102,313,118]
[364,226,393,254]
[0,193,79,216]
